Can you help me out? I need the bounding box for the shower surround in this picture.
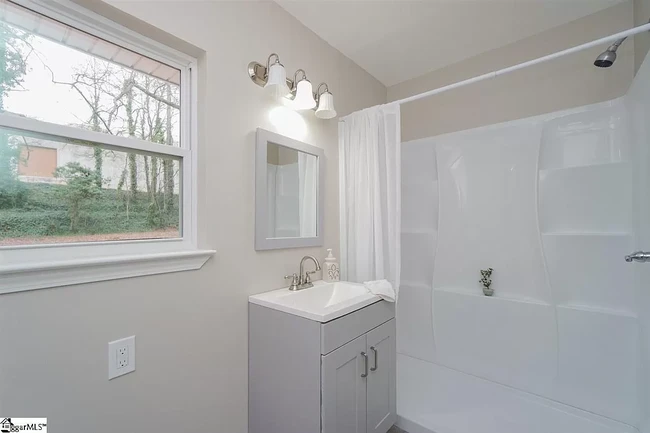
[397,55,650,433]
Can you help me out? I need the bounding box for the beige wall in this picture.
[389,2,636,142]
[636,0,650,72]
[0,2,385,432]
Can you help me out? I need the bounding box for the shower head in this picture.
[594,37,627,68]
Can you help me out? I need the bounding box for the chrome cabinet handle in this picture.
[625,251,650,263]
[370,346,378,372]
[361,352,368,378]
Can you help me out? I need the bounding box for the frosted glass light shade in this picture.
[315,91,337,119]
[265,63,290,98]
[293,80,316,110]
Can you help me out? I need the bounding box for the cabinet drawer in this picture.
[321,301,395,354]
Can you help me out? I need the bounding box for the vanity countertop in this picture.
[249,280,381,323]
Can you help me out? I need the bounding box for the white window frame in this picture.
[0,0,214,294]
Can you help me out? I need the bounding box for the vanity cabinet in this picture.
[249,299,396,433]
[322,319,396,433]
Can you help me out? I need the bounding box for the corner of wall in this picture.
[634,0,650,74]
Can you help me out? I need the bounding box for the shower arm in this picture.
[607,37,627,52]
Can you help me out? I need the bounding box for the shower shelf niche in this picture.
[539,161,630,173]
[538,98,629,171]
[401,228,437,235]
[432,287,552,306]
[540,231,631,236]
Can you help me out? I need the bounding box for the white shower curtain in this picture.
[298,153,318,237]
[338,103,401,290]
[267,164,278,237]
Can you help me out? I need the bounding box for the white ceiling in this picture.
[277,0,625,86]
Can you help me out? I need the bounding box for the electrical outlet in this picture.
[117,346,128,368]
[108,336,136,380]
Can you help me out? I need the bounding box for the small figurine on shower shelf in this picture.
[479,268,494,296]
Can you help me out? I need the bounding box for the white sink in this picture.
[249,280,381,322]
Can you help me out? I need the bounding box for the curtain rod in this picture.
[387,21,650,106]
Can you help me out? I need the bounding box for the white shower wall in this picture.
[398,55,650,433]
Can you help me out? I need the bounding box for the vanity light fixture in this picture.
[248,53,336,119]
[264,53,291,98]
[315,83,337,119]
[292,69,316,110]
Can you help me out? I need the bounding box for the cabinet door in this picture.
[366,319,396,433]
[322,334,367,433]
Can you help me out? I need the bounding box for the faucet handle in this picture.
[284,273,300,291]
[305,270,317,284]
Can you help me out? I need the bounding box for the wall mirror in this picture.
[255,128,324,250]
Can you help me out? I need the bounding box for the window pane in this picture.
[0,126,181,246]
[0,1,181,147]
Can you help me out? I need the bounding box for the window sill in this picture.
[0,249,216,295]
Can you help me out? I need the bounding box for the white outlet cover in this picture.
[108,336,136,380]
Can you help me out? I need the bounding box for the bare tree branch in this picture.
[37,60,117,135]
[132,82,179,110]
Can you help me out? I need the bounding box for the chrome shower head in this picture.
[594,49,617,68]
[594,37,627,68]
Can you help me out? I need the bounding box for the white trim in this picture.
[8,0,195,70]
[0,0,208,292]
[0,249,215,294]
[0,113,188,158]
[254,128,325,250]
[189,62,199,244]
[0,237,200,260]
[178,62,195,243]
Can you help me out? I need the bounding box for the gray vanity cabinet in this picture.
[322,319,396,433]
[366,320,396,433]
[322,335,367,433]
[249,300,396,433]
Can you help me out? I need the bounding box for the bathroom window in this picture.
[0,0,211,293]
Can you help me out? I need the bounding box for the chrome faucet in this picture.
[299,255,322,288]
[625,251,650,262]
[285,256,322,291]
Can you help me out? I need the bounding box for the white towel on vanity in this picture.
[363,279,397,302]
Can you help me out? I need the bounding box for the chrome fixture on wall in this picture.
[625,251,650,263]
[248,53,337,119]
[594,19,650,68]
[594,37,627,68]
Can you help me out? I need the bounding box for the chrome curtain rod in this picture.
[390,22,650,106]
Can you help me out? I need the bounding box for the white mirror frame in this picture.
[255,128,325,250]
